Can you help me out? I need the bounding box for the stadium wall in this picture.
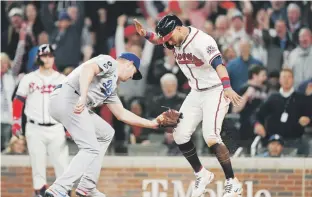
[1,156,312,197]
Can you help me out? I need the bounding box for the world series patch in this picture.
[207,45,217,55]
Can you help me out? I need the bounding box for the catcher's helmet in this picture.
[36,44,54,66]
[156,14,183,49]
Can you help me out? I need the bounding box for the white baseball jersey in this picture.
[173,26,222,91]
[65,54,120,107]
[16,70,66,124]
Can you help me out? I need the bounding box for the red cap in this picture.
[124,25,137,38]
[169,0,182,14]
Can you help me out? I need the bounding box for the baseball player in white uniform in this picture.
[44,52,161,197]
[12,44,69,197]
[134,15,243,197]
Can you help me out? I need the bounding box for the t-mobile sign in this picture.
[142,180,272,197]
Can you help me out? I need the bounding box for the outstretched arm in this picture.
[107,102,159,129]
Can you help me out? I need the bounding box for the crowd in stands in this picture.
[1,1,312,157]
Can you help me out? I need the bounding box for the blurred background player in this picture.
[12,44,68,197]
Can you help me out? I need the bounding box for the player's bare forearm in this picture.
[108,103,159,129]
[79,63,101,98]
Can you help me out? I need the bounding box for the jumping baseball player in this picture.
[12,44,69,197]
[44,52,181,197]
[134,15,243,197]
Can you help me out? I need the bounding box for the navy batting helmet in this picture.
[156,14,183,49]
[36,44,54,66]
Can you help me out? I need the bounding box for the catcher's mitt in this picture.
[156,108,183,129]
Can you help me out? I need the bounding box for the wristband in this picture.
[144,31,154,41]
[221,77,231,89]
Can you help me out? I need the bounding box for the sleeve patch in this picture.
[207,45,217,55]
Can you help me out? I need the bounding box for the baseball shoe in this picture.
[44,188,70,197]
[191,168,215,197]
[76,188,106,197]
[222,177,242,197]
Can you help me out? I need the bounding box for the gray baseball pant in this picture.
[49,83,115,193]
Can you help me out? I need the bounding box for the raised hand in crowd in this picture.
[254,122,266,137]
[98,8,107,23]
[299,116,311,127]
[117,14,127,27]
[306,83,312,96]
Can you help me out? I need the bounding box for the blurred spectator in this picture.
[25,3,44,44]
[2,7,24,59]
[93,8,109,55]
[3,136,27,155]
[250,9,268,66]
[258,134,285,157]
[268,0,287,28]
[41,1,84,72]
[297,78,312,96]
[227,39,263,92]
[143,1,168,20]
[126,98,151,145]
[1,53,17,151]
[150,48,188,94]
[148,73,186,119]
[204,20,215,38]
[214,15,230,48]
[81,17,93,63]
[254,69,312,156]
[227,10,249,55]
[286,3,304,45]
[222,45,237,66]
[232,65,267,151]
[2,7,34,73]
[263,19,296,74]
[266,71,280,95]
[285,28,312,88]
[114,15,145,57]
[182,1,211,31]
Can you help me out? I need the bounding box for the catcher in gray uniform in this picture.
[45,52,181,197]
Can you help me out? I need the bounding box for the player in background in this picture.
[45,53,162,197]
[12,44,69,197]
[134,15,243,197]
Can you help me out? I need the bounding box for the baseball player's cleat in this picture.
[222,177,243,197]
[191,168,215,197]
[76,188,106,197]
[44,188,69,197]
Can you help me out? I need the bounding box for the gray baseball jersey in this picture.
[65,54,121,107]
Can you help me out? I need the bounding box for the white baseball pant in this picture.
[48,83,114,193]
[25,123,69,190]
[173,86,229,145]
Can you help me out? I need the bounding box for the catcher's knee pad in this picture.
[173,130,192,145]
[204,134,223,147]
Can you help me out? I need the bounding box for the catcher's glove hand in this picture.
[156,107,183,129]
